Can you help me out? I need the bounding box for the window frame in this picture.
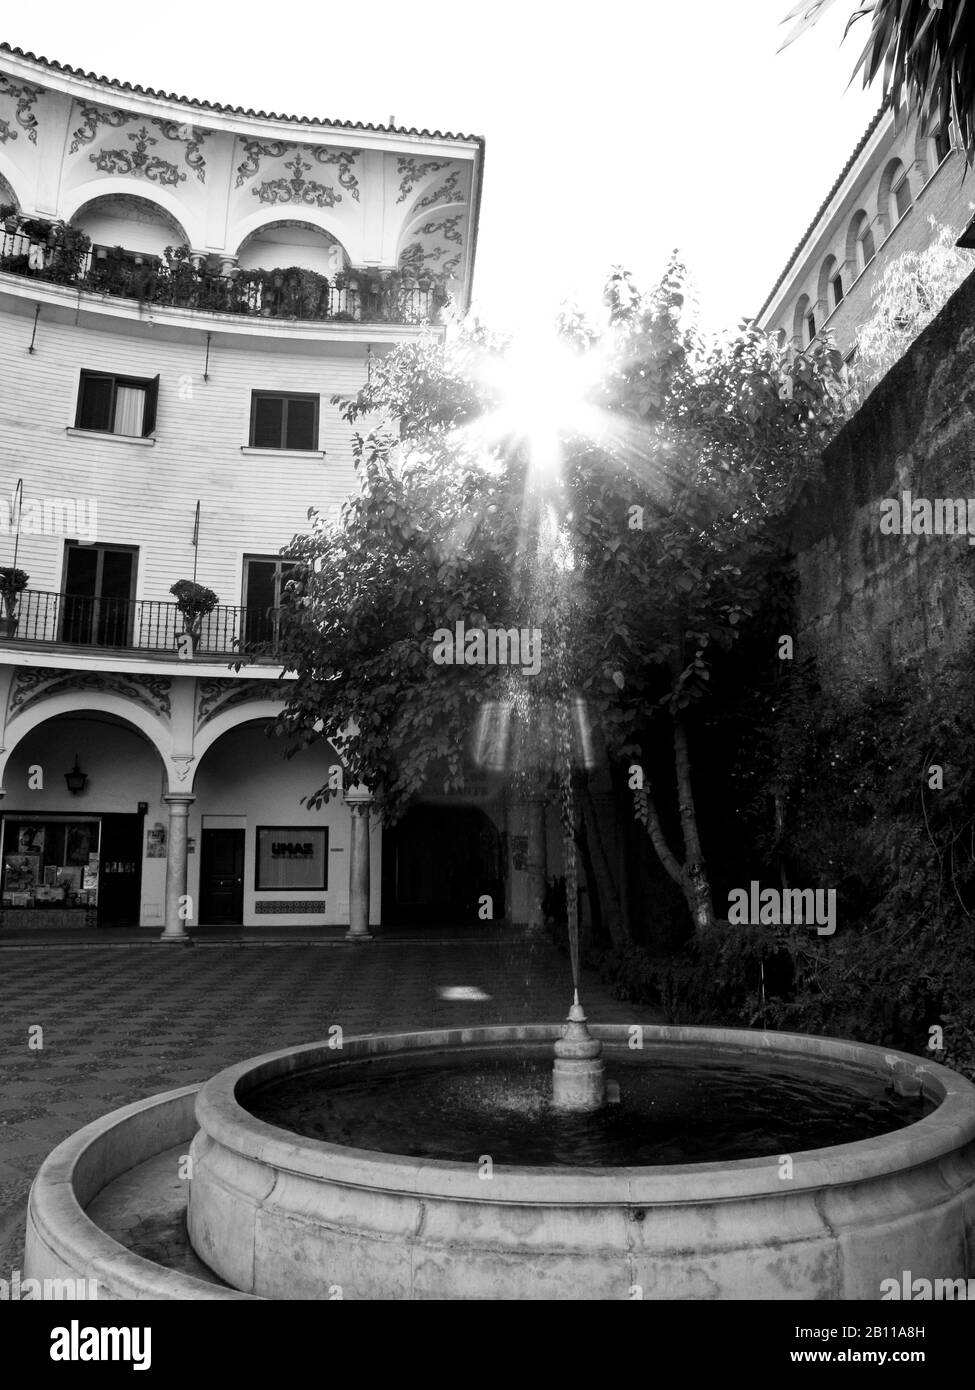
[75,370,159,438]
[242,554,297,605]
[856,224,876,274]
[242,554,298,646]
[59,540,139,647]
[254,825,329,892]
[933,122,952,166]
[248,391,320,451]
[892,174,911,224]
[830,272,844,311]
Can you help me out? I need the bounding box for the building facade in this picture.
[756,102,975,356]
[0,44,557,939]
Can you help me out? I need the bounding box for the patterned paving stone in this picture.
[0,940,659,1275]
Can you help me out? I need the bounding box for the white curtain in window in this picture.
[113,385,145,436]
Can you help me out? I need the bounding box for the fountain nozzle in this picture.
[553,996,607,1111]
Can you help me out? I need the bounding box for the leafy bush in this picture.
[852,222,972,398]
[602,651,975,1079]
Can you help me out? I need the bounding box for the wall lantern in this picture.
[64,755,88,795]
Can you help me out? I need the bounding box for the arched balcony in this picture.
[0,201,444,326]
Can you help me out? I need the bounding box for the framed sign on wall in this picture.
[255,826,328,891]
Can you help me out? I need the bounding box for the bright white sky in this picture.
[4,1,880,333]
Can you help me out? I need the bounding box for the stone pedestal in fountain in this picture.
[553,998,606,1110]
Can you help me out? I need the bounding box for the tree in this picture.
[255,264,845,936]
[563,266,847,930]
[781,0,975,160]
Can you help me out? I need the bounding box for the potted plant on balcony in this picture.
[164,244,201,309]
[47,224,91,285]
[170,579,218,654]
[0,567,28,638]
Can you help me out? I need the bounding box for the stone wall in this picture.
[791,267,975,686]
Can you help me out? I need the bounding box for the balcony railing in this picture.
[0,227,440,326]
[4,590,285,660]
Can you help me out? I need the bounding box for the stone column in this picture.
[160,794,194,942]
[345,786,374,942]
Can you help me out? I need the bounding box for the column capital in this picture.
[162,793,196,808]
[343,785,374,807]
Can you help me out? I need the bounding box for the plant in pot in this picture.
[47,224,91,285]
[0,567,29,637]
[20,217,52,243]
[164,244,200,308]
[169,579,218,653]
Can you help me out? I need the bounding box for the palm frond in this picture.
[844,0,975,162]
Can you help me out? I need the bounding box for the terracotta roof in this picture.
[755,100,889,323]
[0,42,484,144]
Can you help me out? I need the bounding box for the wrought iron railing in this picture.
[0,228,438,325]
[4,590,285,659]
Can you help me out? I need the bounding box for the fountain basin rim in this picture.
[195,1024,975,1204]
[26,1084,257,1300]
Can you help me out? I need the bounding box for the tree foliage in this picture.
[852,220,972,395]
[849,0,975,162]
[782,1,975,161]
[254,261,846,936]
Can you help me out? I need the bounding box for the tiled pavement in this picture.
[0,940,660,1275]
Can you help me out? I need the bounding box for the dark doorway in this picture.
[98,813,144,927]
[200,829,245,925]
[242,556,296,646]
[61,543,137,647]
[382,803,505,927]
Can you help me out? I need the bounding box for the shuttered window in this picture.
[249,392,319,450]
[75,372,159,437]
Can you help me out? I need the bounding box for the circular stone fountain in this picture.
[28,1021,974,1301]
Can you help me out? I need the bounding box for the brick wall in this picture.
[791,267,975,685]
[762,125,975,356]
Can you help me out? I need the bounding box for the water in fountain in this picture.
[246,1042,931,1166]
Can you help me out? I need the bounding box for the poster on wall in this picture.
[256,827,328,891]
[146,823,167,858]
[82,855,99,891]
[17,826,45,855]
[3,854,39,892]
[66,825,95,866]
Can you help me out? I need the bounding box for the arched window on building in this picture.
[848,210,876,276]
[879,158,912,231]
[818,253,844,315]
[793,293,815,347]
[931,119,953,169]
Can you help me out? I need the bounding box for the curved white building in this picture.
[0,44,495,937]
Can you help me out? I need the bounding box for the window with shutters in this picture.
[75,371,159,437]
[249,392,319,450]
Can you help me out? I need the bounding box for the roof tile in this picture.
[0,41,484,145]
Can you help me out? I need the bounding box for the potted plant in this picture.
[169,579,218,652]
[47,223,91,285]
[0,566,29,637]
